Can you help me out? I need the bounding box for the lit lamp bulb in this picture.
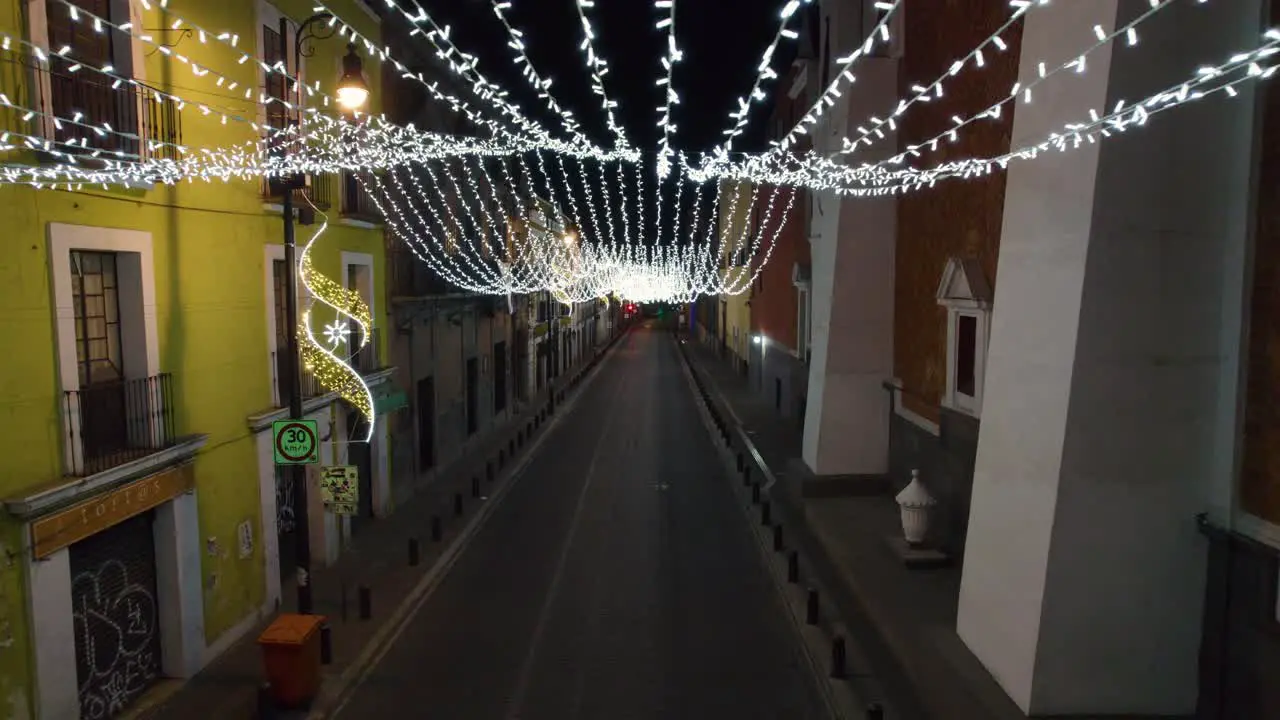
[336,43,369,111]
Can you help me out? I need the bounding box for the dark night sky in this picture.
[422,0,792,155]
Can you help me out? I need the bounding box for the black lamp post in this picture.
[270,12,368,616]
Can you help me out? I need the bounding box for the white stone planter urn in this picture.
[896,469,937,546]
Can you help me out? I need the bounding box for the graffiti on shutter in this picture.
[70,512,161,719]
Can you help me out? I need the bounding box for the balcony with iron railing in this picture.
[262,165,335,211]
[339,170,381,224]
[389,244,461,298]
[62,374,178,477]
[271,350,323,408]
[3,55,182,165]
[349,326,384,374]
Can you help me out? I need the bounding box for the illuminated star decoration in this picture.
[323,320,350,350]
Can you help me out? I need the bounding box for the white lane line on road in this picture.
[318,332,632,720]
[501,345,634,720]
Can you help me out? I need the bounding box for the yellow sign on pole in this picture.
[320,466,359,516]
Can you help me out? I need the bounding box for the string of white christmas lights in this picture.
[573,0,632,150]
[489,0,593,150]
[653,0,681,178]
[842,0,1183,168]
[772,0,900,154]
[711,0,816,157]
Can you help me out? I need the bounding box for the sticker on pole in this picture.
[320,466,358,516]
[273,419,319,465]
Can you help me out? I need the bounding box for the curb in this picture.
[673,334,902,720]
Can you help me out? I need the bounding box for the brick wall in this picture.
[749,186,807,351]
[893,0,1022,420]
[750,62,813,353]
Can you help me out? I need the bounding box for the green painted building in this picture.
[0,0,392,716]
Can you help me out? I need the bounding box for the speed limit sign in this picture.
[272,419,320,465]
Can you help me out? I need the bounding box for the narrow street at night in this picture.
[333,326,832,720]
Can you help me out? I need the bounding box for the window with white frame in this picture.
[257,0,303,133]
[793,262,812,362]
[343,252,376,373]
[27,0,152,158]
[936,257,992,417]
[50,224,159,476]
[264,245,314,406]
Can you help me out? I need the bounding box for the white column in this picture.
[802,57,898,479]
[373,420,391,517]
[30,549,76,720]
[256,430,281,612]
[154,491,206,678]
[956,0,1261,713]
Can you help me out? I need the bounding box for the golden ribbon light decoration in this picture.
[297,218,377,442]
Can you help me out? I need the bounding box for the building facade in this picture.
[746,52,814,428]
[0,0,388,717]
[717,179,754,372]
[785,0,1280,716]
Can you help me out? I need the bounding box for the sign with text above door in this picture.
[31,463,195,559]
[320,466,359,515]
[273,419,320,465]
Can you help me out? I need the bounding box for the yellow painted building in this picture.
[718,179,753,366]
[0,0,392,717]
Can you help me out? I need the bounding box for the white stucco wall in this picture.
[956,0,1262,713]
[802,54,898,478]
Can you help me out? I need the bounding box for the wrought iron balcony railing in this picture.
[340,171,381,223]
[4,56,183,163]
[63,374,177,477]
[349,326,383,374]
[271,350,323,408]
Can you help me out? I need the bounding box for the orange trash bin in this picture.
[257,613,326,708]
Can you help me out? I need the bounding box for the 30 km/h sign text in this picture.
[273,419,320,465]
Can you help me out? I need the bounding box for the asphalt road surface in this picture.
[336,327,831,720]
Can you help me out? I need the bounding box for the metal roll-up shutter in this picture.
[69,511,162,719]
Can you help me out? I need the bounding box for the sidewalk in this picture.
[129,331,625,720]
[680,338,1030,720]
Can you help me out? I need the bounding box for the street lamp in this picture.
[272,13,368,616]
[335,43,370,111]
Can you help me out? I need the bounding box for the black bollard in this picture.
[320,622,333,665]
[486,462,494,483]
[806,589,819,625]
[773,524,784,551]
[454,493,464,516]
[787,551,799,582]
[509,439,515,456]
[866,703,884,720]
[831,635,847,678]
[472,476,481,498]
[257,683,278,719]
[761,501,771,526]
[737,453,744,471]
[743,466,751,487]
[751,483,761,504]
[359,585,372,620]
[431,515,442,542]
[408,537,420,566]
